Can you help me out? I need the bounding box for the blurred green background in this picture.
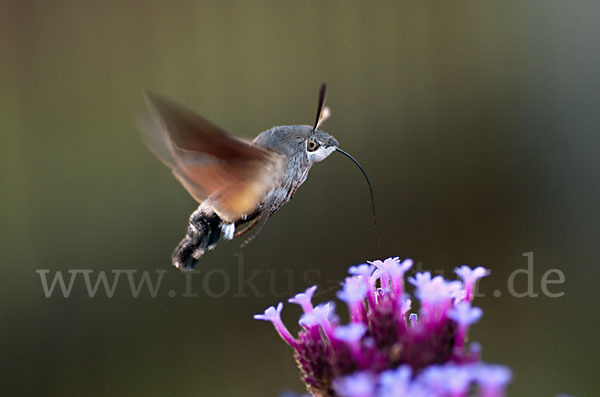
[1,1,599,396]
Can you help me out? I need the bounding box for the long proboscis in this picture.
[336,147,383,259]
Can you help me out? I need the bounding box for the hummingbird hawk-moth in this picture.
[139,84,379,270]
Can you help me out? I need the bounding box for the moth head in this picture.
[305,128,338,163]
[253,84,338,162]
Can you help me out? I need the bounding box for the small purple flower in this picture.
[475,364,512,397]
[420,364,473,396]
[334,323,368,365]
[349,263,374,277]
[410,273,462,326]
[254,303,297,347]
[449,302,483,326]
[349,263,378,307]
[408,271,432,289]
[334,323,367,343]
[449,301,483,349]
[338,276,368,322]
[415,276,462,305]
[313,301,337,323]
[334,372,376,397]
[300,301,338,340]
[288,285,318,314]
[370,257,413,297]
[377,366,412,395]
[338,277,368,304]
[455,265,490,302]
[400,297,412,316]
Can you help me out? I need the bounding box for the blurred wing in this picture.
[138,92,286,220]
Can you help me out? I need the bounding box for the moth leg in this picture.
[239,211,274,248]
[233,216,262,238]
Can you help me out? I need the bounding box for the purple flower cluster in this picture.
[255,257,511,397]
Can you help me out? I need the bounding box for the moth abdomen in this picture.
[172,207,223,270]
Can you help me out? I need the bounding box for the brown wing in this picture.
[138,92,286,221]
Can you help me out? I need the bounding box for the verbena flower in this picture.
[255,257,510,397]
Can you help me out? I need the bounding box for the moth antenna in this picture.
[313,83,327,132]
[336,147,383,259]
[316,106,331,130]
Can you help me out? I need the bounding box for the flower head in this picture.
[255,257,508,397]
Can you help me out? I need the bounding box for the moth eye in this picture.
[307,138,320,152]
